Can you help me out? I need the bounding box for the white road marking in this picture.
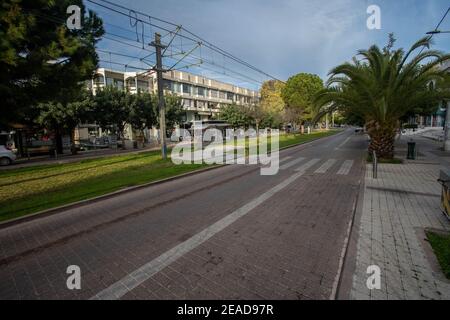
[91,168,309,300]
[279,157,305,170]
[314,159,337,173]
[337,160,354,175]
[207,155,292,165]
[280,156,292,163]
[295,158,321,172]
[334,136,351,150]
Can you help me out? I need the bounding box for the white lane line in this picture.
[279,157,305,170]
[334,136,351,150]
[280,156,292,163]
[336,160,354,175]
[91,168,308,300]
[294,158,321,172]
[209,155,292,165]
[314,159,337,174]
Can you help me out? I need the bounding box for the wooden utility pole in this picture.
[151,33,168,159]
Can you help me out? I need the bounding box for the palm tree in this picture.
[314,37,450,159]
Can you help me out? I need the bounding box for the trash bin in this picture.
[407,141,416,160]
[438,169,450,220]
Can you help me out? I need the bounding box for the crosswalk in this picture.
[279,157,355,175]
[314,159,337,173]
[336,160,354,175]
[295,158,321,172]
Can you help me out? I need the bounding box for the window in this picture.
[219,91,226,99]
[227,92,234,101]
[163,80,172,91]
[210,90,218,98]
[183,84,191,94]
[197,87,205,97]
[106,77,114,86]
[173,82,182,93]
[182,99,192,108]
[106,77,124,90]
[116,80,124,90]
[137,80,149,92]
[94,75,104,85]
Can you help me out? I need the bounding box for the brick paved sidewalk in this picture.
[350,137,450,300]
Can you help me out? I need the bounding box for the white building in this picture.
[78,68,260,148]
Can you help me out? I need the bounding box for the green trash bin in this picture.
[407,141,416,160]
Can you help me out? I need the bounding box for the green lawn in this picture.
[426,231,450,279]
[0,129,339,222]
[278,130,339,148]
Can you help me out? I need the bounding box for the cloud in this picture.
[90,0,450,89]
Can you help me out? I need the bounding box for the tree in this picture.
[92,86,128,148]
[127,92,156,132]
[35,89,94,153]
[219,104,253,129]
[162,94,185,130]
[260,112,283,129]
[314,36,450,158]
[245,104,264,133]
[281,73,324,124]
[260,80,285,115]
[0,0,104,126]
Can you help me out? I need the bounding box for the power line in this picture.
[419,6,450,54]
[19,4,262,88]
[87,0,281,82]
[100,29,262,85]
[101,26,263,85]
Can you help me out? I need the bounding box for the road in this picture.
[0,129,367,299]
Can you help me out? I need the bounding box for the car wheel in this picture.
[0,157,11,166]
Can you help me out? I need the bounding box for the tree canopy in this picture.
[0,0,104,126]
[314,35,450,158]
[219,104,254,129]
[260,80,285,115]
[281,73,324,124]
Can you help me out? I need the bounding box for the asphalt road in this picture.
[0,129,367,299]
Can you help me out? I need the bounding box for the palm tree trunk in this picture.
[367,125,396,159]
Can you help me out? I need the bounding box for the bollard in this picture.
[407,140,416,160]
[372,150,377,179]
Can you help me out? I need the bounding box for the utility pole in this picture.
[151,33,168,159]
[444,101,450,151]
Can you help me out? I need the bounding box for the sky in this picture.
[87,0,450,90]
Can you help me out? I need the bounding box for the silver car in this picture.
[0,145,16,166]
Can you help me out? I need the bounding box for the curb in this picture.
[0,130,345,229]
[0,165,224,229]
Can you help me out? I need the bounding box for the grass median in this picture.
[0,129,340,222]
[426,230,450,279]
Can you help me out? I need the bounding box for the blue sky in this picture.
[87,0,450,90]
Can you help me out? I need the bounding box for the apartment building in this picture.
[90,68,260,122]
[80,68,260,147]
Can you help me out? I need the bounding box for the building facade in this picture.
[90,68,259,122]
[79,68,260,147]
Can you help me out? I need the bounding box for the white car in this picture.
[0,145,16,166]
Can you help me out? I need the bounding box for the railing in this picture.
[372,150,378,179]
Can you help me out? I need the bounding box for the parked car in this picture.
[0,145,16,166]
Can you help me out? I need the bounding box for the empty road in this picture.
[0,129,367,299]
